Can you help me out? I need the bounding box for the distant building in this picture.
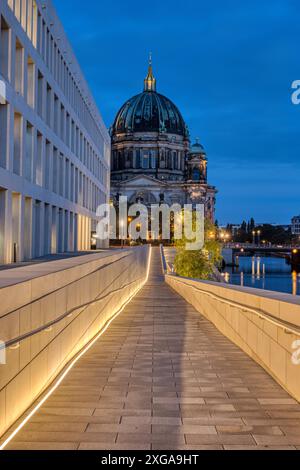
[110,59,217,224]
[0,0,110,264]
[292,216,300,236]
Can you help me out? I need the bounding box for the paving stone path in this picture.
[6,248,300,450]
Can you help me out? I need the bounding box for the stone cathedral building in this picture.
[110,60,217,222]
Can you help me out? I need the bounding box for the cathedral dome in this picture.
[190,140,206,155]
[111,60,188,138]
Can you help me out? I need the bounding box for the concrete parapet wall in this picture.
[0,247,150,438]
[165,273,300,402]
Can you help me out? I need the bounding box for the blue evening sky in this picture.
[53,0,300,225]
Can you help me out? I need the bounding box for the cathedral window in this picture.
[178,152,181,170]
[142,150,150,169]
[113,151,118,171]
[173,151,177,170]
[118,151,123,170]
[192,167,201,181]
[136,149,141,169]
[151,150,157,169]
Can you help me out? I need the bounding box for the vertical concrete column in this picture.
[38,201,45,257]
[64,210,70,252]
[61,155,65,199]
[4,190,12,263]
[47,86,54,129]
[20,113,26,177]
[31,199,37,258]
[84,216,88,250]
[41,70,47,122]
[87,217,91,250]
[0,190,5,263]
[23,50,28,104]
[32,127,37,185]
[6,103,14,172]
[51,206,58,254]
[11,192,23,262]
[0,103,8,170]
[24,197,33,260]
[71,164,75,202]
[0,189,12,264]
[77,214,82,251]
[74,213,78,252]
[44,203,51,255]
[47,143,54,192]
[18,194,25,261]
[33,59,38,114]
[69,212,75,252]
[40,134,46,188]
[80,215,84,251]
[10,30,16,94]
[56,97,61,141]
[58,208,65,253]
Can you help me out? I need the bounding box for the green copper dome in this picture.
[111,60,189,138]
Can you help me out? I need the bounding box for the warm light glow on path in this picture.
[0,247,152,451]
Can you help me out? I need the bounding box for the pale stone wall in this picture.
[0,0,110,263]
[165,273,300,402]
[0,247,150,438]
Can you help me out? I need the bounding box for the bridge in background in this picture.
[0,247,300,450]
[222,245,300,267]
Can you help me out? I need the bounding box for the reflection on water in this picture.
[223,256,300,296]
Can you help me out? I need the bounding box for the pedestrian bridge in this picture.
[1,247,300,450]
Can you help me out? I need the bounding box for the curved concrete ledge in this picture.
[165,272,300,402]
[0,247,150,438]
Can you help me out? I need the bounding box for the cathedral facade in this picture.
[110,60,217,222]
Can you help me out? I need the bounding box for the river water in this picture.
[223,256,300,296]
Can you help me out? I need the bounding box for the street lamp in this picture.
[257,230,261,246]
[252,231,256,245]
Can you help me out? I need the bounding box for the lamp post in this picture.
[252,231,256,246]
[257,230,261,246]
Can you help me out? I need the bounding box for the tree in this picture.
[174,217,222,280]
[249,218,255,232]
[235,220,248,243]
[255,225,292,245]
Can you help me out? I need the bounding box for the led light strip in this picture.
[0,246,152,451]
[160,245,300,337]
[167,274,300,337]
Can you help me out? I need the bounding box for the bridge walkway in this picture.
[5,248,300,450]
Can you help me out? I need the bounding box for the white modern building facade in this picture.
[0,0,110,264]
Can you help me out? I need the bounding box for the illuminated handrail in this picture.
[160,246,300,337]
[0,275,145,351]
[0,251,133,321]
[167,275,300,337]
